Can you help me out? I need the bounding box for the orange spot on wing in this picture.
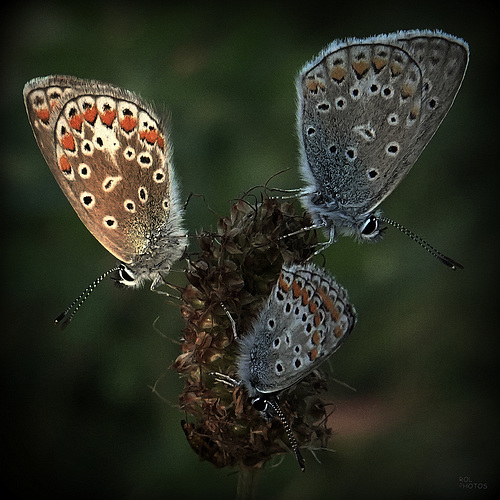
[372,56,387,71]
[301,288,309,306]
[314,313,321,327]
[311,330,321,345]
[409,105,420,120]
[36,108,50,124]
[120,115,137,133]
[60,133,75,151]
[390,62,403,77]
[309,348,319,361]
[352,60,370,77]
[83,104,98,124]
[401,83,414,99]
[69,114,83,132]
[305,78,326,93]
[309,300,318,313]
[330,66,347,82]
[292,279,303,299]
[334,325,344,339]
[278,274,290,293]
[100,109,116,127]
[318,288,340,322]
[140,128,165,148]
[58,155,72,173]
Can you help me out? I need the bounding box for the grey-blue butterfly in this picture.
[296,30,469,268]
[216,262,356,470]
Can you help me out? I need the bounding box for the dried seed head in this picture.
[173,195,335,469]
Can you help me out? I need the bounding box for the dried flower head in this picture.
[173,194,336,469]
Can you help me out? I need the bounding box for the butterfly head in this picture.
[358,215,387,241]
[113,264,139,288]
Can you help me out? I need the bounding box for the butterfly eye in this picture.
[117,266,135,283]
[360,216,379,238]
[251,397,267,412]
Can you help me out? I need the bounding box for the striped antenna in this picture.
[377,216,463,270]
[263,397,305,471]
[54,265,122,329]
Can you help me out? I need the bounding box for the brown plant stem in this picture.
[237,466,260,500]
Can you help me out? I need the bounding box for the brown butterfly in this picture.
[24,75,187,326]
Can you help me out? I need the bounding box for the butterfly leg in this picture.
[220,302,238,339]
[268,187,305,201]
[149,274,184,299]
[306,226,336,259]
[210,372,241,388]
[278,219,327,241]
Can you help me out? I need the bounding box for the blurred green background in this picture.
[2,1,497,498]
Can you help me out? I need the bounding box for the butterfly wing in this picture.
[237,263,356,395]
[24,75,177,264]
[297,30,468,219]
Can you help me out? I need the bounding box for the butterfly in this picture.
[296,30,469,268]
[215,262,356,469]
[24,76,187,326]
